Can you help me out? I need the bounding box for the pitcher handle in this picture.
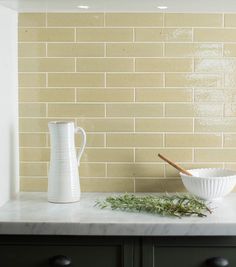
[75,127,86,166]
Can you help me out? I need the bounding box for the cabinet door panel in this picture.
[0,244,121,267]
[154,246,235,267]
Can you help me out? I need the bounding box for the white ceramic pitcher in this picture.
[48,121,86,203]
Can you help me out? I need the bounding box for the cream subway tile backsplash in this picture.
[195,118,236,132]
[224,134,236,147]
[105,13,163,27]
[19,88,75,102]
[76,58,133,72]
[165,43,223,57]
[48,73,104,87]
[135,28,192,42]
[19,103,46,117]
[135,118,193,132]
[165,103,223,117]
[194,29,236,42]
[20,162,48,177]
[47,43,105,57]
[20,133,47,147]
[165,134,222,147]
[135,58,193,72]
[19,73,46,87]
[195,149,236,162]
[47,13,104,27]
[80,178,134,192]
[20,148,50,162]
[106,73,163,87]
[19,43,46,57]
[76,88,134,102]
[75,134,105,147]
[106,43,163,57]
[81,148,134,162]
[135,149,192,162]
[224,14,236,27]
[19,58,75,72]
[135,179,185,193]
[165,73,223,87]
[21,178,48,192]
[48,104,105,117]
[76,28,133,42]
[79,163,106,177]
[165,163,223,178]
[18,12,236,192]
[135,88,192,102]
[18,13,46,27]
[224,44,236,57]
[19,28,75,42]
[165,13,223,27]
[77,118,134,132]
[107,163,164,177]
[106,133,163,147]
[106,103,163,117]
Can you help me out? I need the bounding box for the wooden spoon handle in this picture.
[158,153,192,176]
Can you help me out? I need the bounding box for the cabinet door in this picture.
[0,235,140,267]
[143,237,236,267]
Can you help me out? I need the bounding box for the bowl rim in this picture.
[180,168,236,179]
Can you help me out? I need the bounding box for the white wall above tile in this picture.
[0,5,18,205]
[1,0,236,13]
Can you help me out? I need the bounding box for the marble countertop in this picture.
[0,192,236,236]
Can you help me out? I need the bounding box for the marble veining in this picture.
[0,193,236,236]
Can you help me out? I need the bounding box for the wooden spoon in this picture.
[158,153,192,176]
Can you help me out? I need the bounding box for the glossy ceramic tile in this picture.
[48,73,104,87]
[19,73,46,87]
[18,12,236,192]
[106,103,163,117]
[19,43,46,57]
[135,149,192,162]
[77,58,133,72]
[135,58,192,72]
[47,13,104,27]
[19,133,47,147]
[76,118,134,132]
[135,179,185,192]
[107,163,164,177]
[76,28,133,42]
[106,43,163,57]
[76,88,134,102]
[19,88,75,102]
[18,13,46,27]
[135,88,192,102]
[135,118,193,132]
[19,28,75,42]
[165,13,222,27]
[107,73,163,87]
[165,43,223,57]
[106,133,163,147]
[135,28,192,42]
[165,103,223,117]
[194,29,236,42]
[47,43,105,57]
[165,134,222,147]
[19,58,75,72]
[20,162,48,177]
[105,13,163,26]
[48,104,105,117]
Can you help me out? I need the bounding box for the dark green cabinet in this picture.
[0,236,140,267]
[143,237,236,267]
[0,235,235,267]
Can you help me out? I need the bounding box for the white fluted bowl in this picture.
[180,168,236,201]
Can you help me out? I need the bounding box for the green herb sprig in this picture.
[95,194,211,218]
